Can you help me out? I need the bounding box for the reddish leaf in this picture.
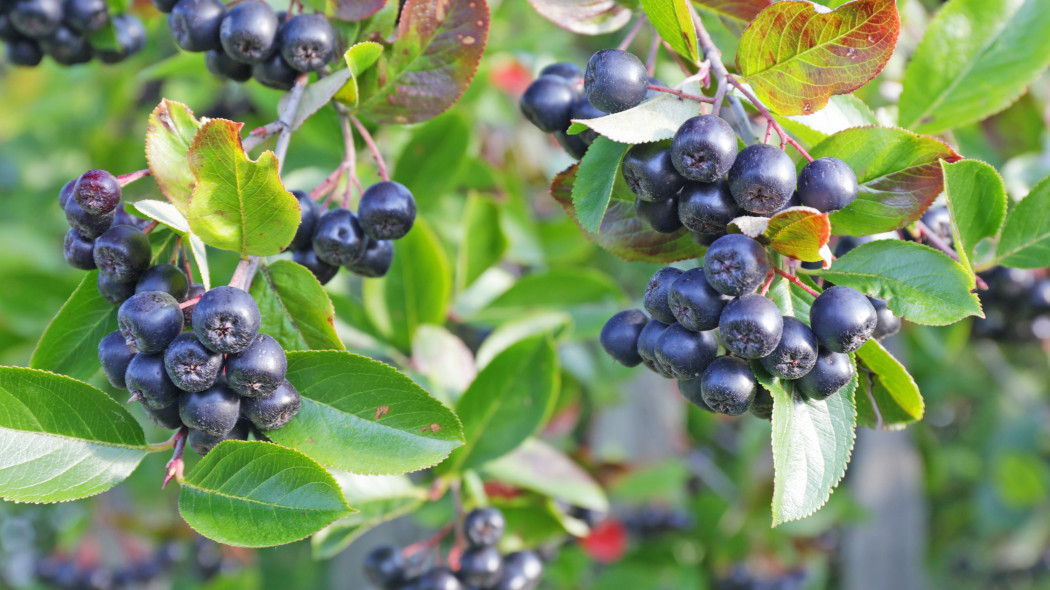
[357,0,489,124]
[550,165,706,263]
[729,207,832,263]
[736,0,900,115]
[334,0,385,21]
[695,0,773,24]
[526,0,632,35]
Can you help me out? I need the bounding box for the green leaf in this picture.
[756,363,857,526]
[777,94,878,147]
[898,0,1050,135]
[411,325,476,401]
[941,160,1007,272]
[186,119,300,257]
[809,126,962,236]
[855,339,924,429]
[729,207,831,263]
[178,441,352,547]
[448,337,559,472]
[29,271,117,381]
[994,174,1050,269]
[572,137,631,233]
[736,0,899,116]
[357,0,488,124]
[266,351,464,474]
[249,260,345,352]
[479,269,626,318]
[332,41,384,108]
[526,0,632,34]
[567,81,705,145]
[131,200,212,290]
[641,0,698,63]
[814,240,982,326]
[456,193,507,292]
[482,438,608,511]
[393,113,470,203]
[363,218,451,351]
[144,100,201,216]
[0,367,148,503]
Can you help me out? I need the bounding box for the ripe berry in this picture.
[463,507,505,548]
[555,130,588,159]
[252,52,298,89]
[182,283,206,324]
[539,61,583,88]
[795,348,854,401]
[797,157,858,212]
[600,309,647,367]
[493,551,543,590]
[5,37,42,65]
[810,286,877,353]
[690,230,722,246]
[64,229,96,270]
[677,180,742,235]
[520,75,575,133]
[136,264,189,300]
[150,0,177,14]
[224,334,286,398]
[9,0,61,38]
[94,225,151,283]
[654,323,718,379]
[278,13,334,72]
[700,356,757,416]
[636,319,671,377]
[99,330,137,389]
[458,546,503,587]
[759,316,817,380]
[621,142,685,202]
[41,24,92,64]
[313,209,368,266]
[118,291,184,353]
[64,0,108,33]
[643,267,682,324]
[727,144,797,215]
[144,402,183,429]
[168,0,225,52]
[670,115,738,182]
[57,178,75,208]
[219,0,276,63]
[179,380,241,436]
[869,297,900,340]
[584,49,648,114]
[667,268,725,332]
[571,95,604,145]
[833,235,871,258]
[347,239,394,278]
[65,194,114,239]
[292,247,338,285]
[634,197,682,234]
[113,203,150,230]
[359,181,416,241]
[240,379,300,430]
[750,386,774,420]
[417,568,464,590]
[187,418,250,456]
[289,190,320,250]
[164,333,223,392]
[96,13,144,63]
[703,234,770,296]
[777,191,802,213]
[920,206,952,244]
[363,545,406,589]
[97,273,136,305]
[125,353,183,410]
[192,286,261,354]
[206,48,252,81]
[719,294,783,359]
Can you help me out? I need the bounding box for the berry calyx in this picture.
[703,234,771,297]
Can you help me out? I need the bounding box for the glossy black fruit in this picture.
[653,323,718,379]
[64,0,108,33]
[97,272,136,305]
[94,13,144,63]
[795,348,854,400]
[539,61,583,87]
[99,330,137,389]
[493,551,543,590]
[168,0,225,52]
[65,193,114,239]
[219,0,276,63]
[463,507,505,548]
[113,203,150,230]
[797,157,858,212]
[118,291,183,354]
[5,36,43,65]
[700,356,757,416]
[718,294,783,359]
[289,190,319,250]
[278,13,334,72]
[359,181,416,241]
[634,197,682,233]
[93,224,150,282]
[313,209,368,266]
[206,48,252,81]
[125,353,183,410]
[192,286,261,354]
[667,268,725,332]
[584,49,648,113]
[810,286,877,353]
[869,297,900,340]
[417,568,464,590]
[670,115,738,182]
[179,380,241,436]
[136,264,190,300]
[240,379,300,430]
[252,51,297,89]
[9,0,61,38]
[643,267,682,324]
[363,545,405,589]
[64,228,96,270]
[703,234,771,296]
[520,75,575,133]
[677,180,741,235]
[555,129,588,159]
[224,334,286,398]
[41,24,92,64]
[292,247,338,285]
[187,418,250,456]
[690,230,722,247]
[458,546,503,587]
[72,170,120,215]
[182,283,206,324]
[621,142,685,202]
[164,333,223,392]
[833,235,872,258]
[347,239,394,277]
[636,319,671,377]
[759,316,818,379]
[600,309,647,367]
[750,386,773,420]
[144,402,183,430]
[727,144,797,215]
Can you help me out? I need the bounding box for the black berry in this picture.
[40,24,92,64]
[621,142,685,202]
[667,268,725,332]
[64,228,96,270]
[57,178,75,208]
[9,0,61,38]
[458,546,503,588]
[703,234,770,296]
[6,37,42,65]
[555,129,588,159]
[313,209,368,266]
[224,333,287,398]
[168,0,225,52]
[125,353,183,410]
[727,144,797,215]
[519,75,575,133]
[363,545,405,589]
[97,272,136,305]
[653,322,718,379]
[869,297,900,340]
[93,224,151,283]
[634,197,682,233]
[98,330,136,390]
[187,418,250,456]
[750,386,774,420]
[240,379,300,430]
[670,115,738,182]
[539,61,583,87]
[584,49,648,113]
[636,319,671,377]
[135,264,189,300]
[417,568,464,590]
[278,13,334,72]
[118,291,184,353]
[571,95,604,145]
[833,235,871,258]
[795,348,854,401]
[292,247,338,285]
[677,180,742,235]
[600,309,647,367]
[810,286,877,353]
[206,48,252,81]
[718,294,783,359]
[179,380,241,436]
[252,52,297,89]
[289,190,319,250]
[192,286,261,354]
[150,0,177,14]
[144,402,184,430]
[347,239,394,278]
[700,356,757,416]
[643,267,682,324]
[219,0,276,63]
[113,203,150,230]
[797,157,858,212]
[492,551,543,590]
[759,316,818,379]
[920,206,952,243]
[359,181,416,241]
[64,0,108,33]
[463,507,505,548]
[95,13,144,63]
[164,333,223,392]
[64,194,114,239]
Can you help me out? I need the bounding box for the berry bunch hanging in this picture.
[0,0,144,66]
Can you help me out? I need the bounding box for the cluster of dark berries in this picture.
[288,181,417,285]
[973,266,1050,342]
[363,507,545,590]
[621,506,694,539]
[0,0,144,66]
[601,234,901,416]
[151,0,335,89]
[34,543,180,590]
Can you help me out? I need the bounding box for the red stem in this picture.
[350,115,389,182]
[759,269,775,296]
[117,169,151,187]
[162,426,189,489]
[774,267,820,298]
[402,523,455,558]
[142,220,159,235]
[179,296,201,310]
[616,16,645,51]
[169,236,182,265]
[647,84,715,103]
[727,76,814,161]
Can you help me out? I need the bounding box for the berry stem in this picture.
[759,269,775,296]
[336,105,363,207]
[181,243,195,283]
[647,84,715,103]
[117,169,151,187]
[726,76,814,162]
[169,236,182,265]
[447,478,466,571]
[402,523,455,559]
[179,296,201,310]
[774,267,820,298]
[162,426,189,489]
[310,162,346,203]
[142,220,159,235]
[227,258,259,290]
[685,4,757,144]
[274,73,310,172]
[616,15,645,51]
[350,115,390,182]
[862,370,883,430]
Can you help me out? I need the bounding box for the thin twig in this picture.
[686,4,757,144]
[142,220,159,235]
[336,105,362,207]
[863,370,883,430]
[350,115,390,182]
[117,169,151,187]
[181,243,194,283]
[274,74,310,171]
[759,269,775,296]
[179,296,201,310]
[448,479,466,571]
[647,84,715,103]
[616,16,645,51]
[774,267,820,297]
[169,236,182,265]
[162,426,189,489]
[402,523,455,559]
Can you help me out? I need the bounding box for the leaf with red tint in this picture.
[580,519,628,563]
[736,0,900,115]
[550,165,707,263]
[357,0,489,124]
[333,0,385,21]
[144,100,201,216]
[696,0,773,25]
[527,0,632,35]
[809,126,963,236]
[730,207,832,263]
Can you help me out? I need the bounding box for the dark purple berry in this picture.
[458,546,503,587]
[9,0,61,38]
[795,348,854,401]
[643,267,682,325]
[93,224,151,283]
[622,142,685,202]
[292,247,338,285]
[600,309,647,367]
[182,283,206,324]
[700,356,757,416]
[347,239,394,278]
[570,94,604,145]
[492,551,543,590]
[539,61,583,87]
[313,209,367,266]
[277,13,334,72]
[99,330,136,389]
[63,0,107,33]
[64,228,96,270]
[418,568,464,590]
[125,353,183,410]
[677,180,742,235]
[667,268,724,332]
[168,0,225,52]
[241,379,300,431]
[179,380,241,436]
[57,178,75,208]
[136,264,189,300]
[289,190,319,250]
[750,386,774,420]
[670,115,738,182]
[192,286,261,354]
[65,194,114,239]
[97,272,136,305]
[95,14,144,63]
[219,0,276,63]
[41,24,92,64]
[759,316,818,379]
[555,129,588,159]
[363,545,405,589]
[718,294,783,359]
[810,286,877,353]
[703,234,770,296]
[359,181,416,241]
[797,157,858,212]
[869,297,900,340]
[727,144,797,215]
[187,418,250,456]
[634,197,682,233]
[520,75,575,133]
[164,333,223,392]
[653,323,718,379]
[118,291,184,353]
[636,319,671,377]
[206,48,252,81]
[224,333,286,398]
[584,49,648,114]
[144,402,183,430]
[252,51,297,89]
[463,507,505,548]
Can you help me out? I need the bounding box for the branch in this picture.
[686,4,757,144]
[274,73,310,172]
[117,169,151,187]
[726,75,813,161]
[350,115,390,182]
[774,267,820,298]
[336,104,362,207]
[647,84,715,103]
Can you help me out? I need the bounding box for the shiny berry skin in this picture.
[810,286,877,353]
[600,309,647,367]
[64,229,96,270]
[168,0,225,52]
[97,273,136,305]
[182,283,206,324]
[188,419,250,456]
[313,209,368,266]
[759,316,818,379]
[363,545,406,589]
[64,0,108,33]
[727,144,797,215]
[519,75,575,133]
[144,401,183,429]
[241,379,300,430]
[463,507,505,548]
[797,157,858,212]
[179,380,241,436]
[869,297,901,340]
[93,225,151,283]
[795,348,854,401]
[555,129,588,159]
[636,319,671,377]
[677,180,742,235]
[584,49,648,114]
[621,142,685,203]
[634,197,682,234]
[539,61,583,87]
[99,330,137,390]
[359,181,416,241]
[750,386,774,420]
[492,551,543,590]
[41,24,93,64]
[417,568,464,590]
[348,239,394,278]
[458,546,503,588]
[571,95,604,145]
[700,356,757,416]
[252,52,297,89]
[125,353,183,410]
[219,0,277,63]
[6,37,42,65]
[192,286,261,354]
[718,294,783,359]
[644,267,683,324]
[289,190,320,250]
[206,48,252,81]
[164,333,223,392]
[654,322,718,379]
[57,178,75,208]
[136,264,190,300]
[292,247,338,285]
[278,13,334,72]
[9,0,61,38]
[95,13,144,63]
[118,291,183,354]
[703,234,771,296]
[670,115,738,183]
[224,334,287,398]
[667,268,725,332]
[65,194,114,239]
